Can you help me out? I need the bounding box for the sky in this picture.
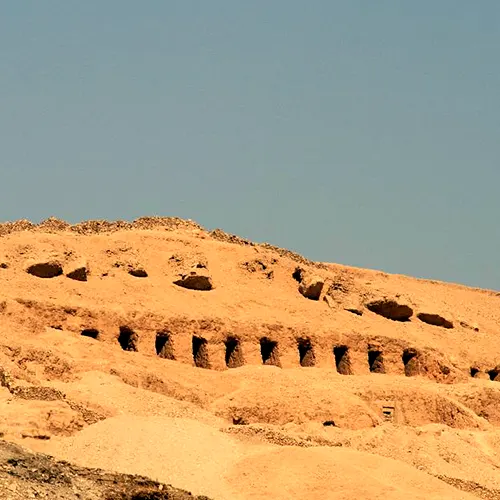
[1,1,499,289]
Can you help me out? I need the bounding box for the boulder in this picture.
[26,261,63,279]
[174,269,213,291]
[298,275,324,301]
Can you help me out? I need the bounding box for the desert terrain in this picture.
[1,216,500,499]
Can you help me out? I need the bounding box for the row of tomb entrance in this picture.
[81,327,425,376]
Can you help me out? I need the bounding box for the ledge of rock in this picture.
[26,261,63,279]
[366,299,413,321]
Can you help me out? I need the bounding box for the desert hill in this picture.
[1,216,500,499]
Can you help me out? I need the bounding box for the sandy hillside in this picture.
[1,216,500,499]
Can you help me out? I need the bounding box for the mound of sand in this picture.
[226,446,478,500]
[49,416,244,499]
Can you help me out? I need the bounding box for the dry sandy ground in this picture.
[1,217,500,499]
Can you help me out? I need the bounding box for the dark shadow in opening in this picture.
[298,338,315,367]
[368,350,385,374]
[402,348,420,376]
[225,337,244,368]
[333,345,352,375]
[488,368,500,381]
[470,367,479,378]
[292,267,303,283]
[118,326,138,352]
[260,337,280,367]
[155,332,175,360]
[81,328,99,340]
[192,336,210,369]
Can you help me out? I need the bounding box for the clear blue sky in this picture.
[1,1,499,289]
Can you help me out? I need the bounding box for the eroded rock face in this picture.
[366,299,413,321]
[26,261,63,279]
[417,313,453,329]
[174,270,213,291]
[241,258,275,279]
[298,275,324,301]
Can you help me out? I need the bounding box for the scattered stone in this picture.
[174,269,213,291]
[26,261,63,279]
[417,313,453,329]
[0,439,209,500]
[459,320,480,332]
[298,275,325,301]
[366,299,413,321]
[0,262,8,269]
